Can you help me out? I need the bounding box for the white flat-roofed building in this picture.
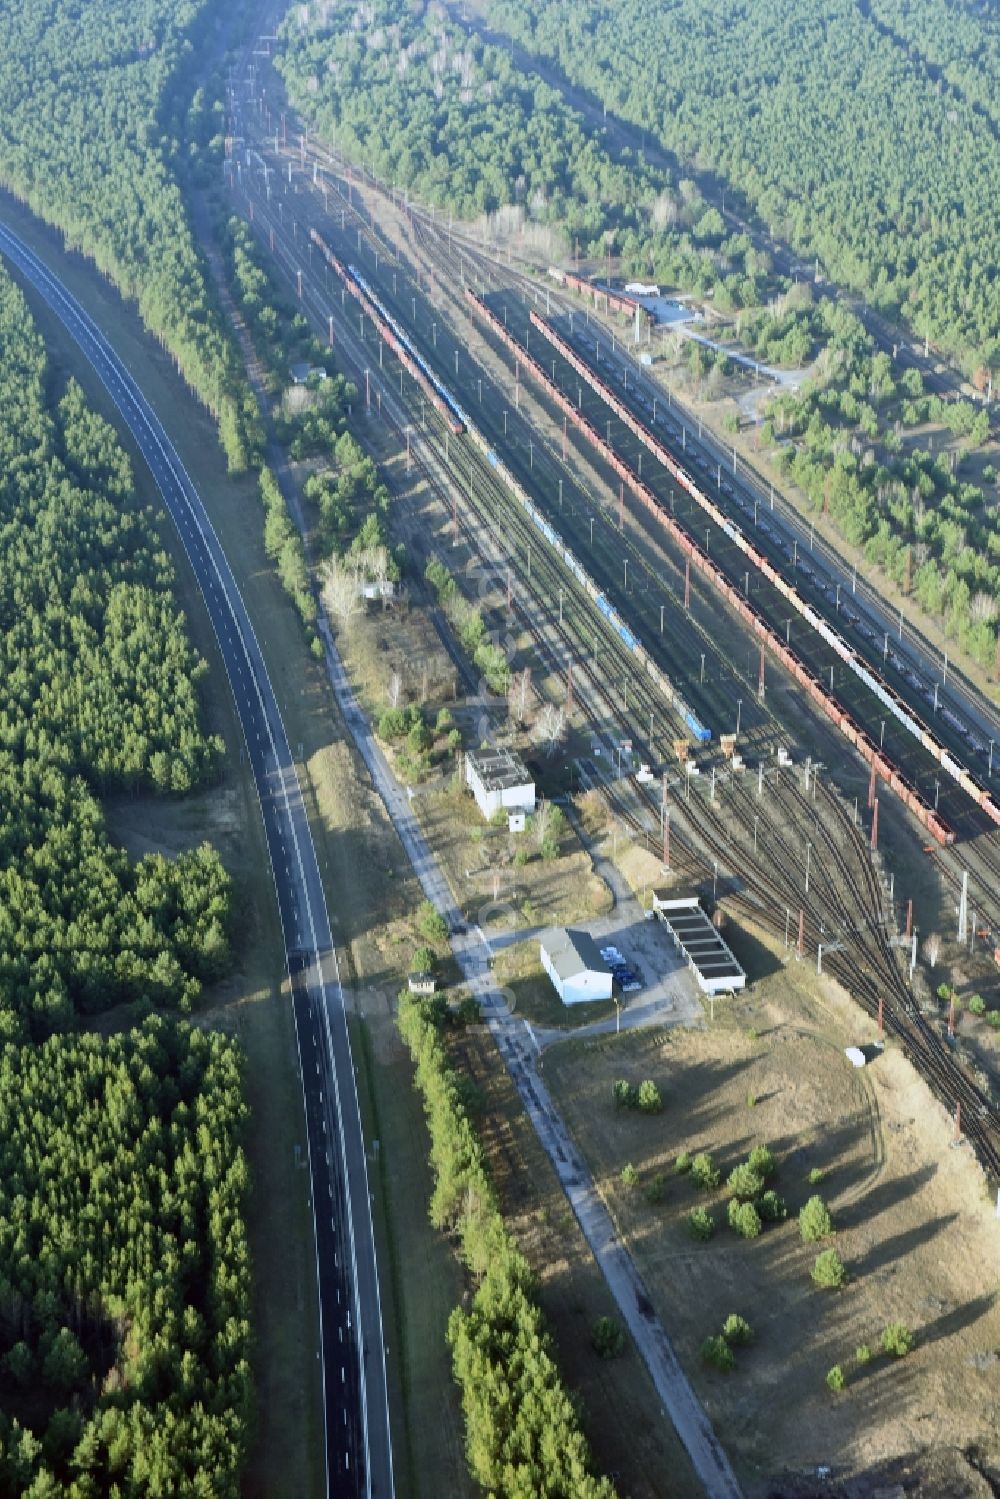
[465,747,535,821]
[540,928,613,1006]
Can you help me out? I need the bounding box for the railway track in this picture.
[227,115,1000,1186]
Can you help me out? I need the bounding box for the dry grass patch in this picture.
[543,960,1000,1493]
[338,599,457,715]
[414,779,612,930]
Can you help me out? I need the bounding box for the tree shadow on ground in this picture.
[852,1210,958,1276]
[834,1161,937,1232]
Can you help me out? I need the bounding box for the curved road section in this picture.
[0,222,393,1499]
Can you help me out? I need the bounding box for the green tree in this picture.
[612,1079,635,1109]
[726,1163,765,1201]
[690,1151,720,1189]
[701,1335,735,1372]
[747,1145,776,1180]
[410,945,437,974]
[799,1195,835,1243]
[687,1207,715,1241]
[881,1322,915,1357]
[812,1249,848,1289]
[591,1316,626,1359]
[637,1079,663,1113]
[727,1199,763,1239]
[417,900,449,943]
[759,1189,787,1222]
[722,1314,753,1346]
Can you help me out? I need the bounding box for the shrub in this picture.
[620,1163,639,1189]
[936,982,953,1002]
[722,1314,753,1346]
[799,1195,834,1243]
[747,1145,776,1180]
[727,1199,763,1239]
[410,945,436,974]
[644,1173,667,1205]
[378,707,408,740]
[758,1189,787,1222]
[826,1364,846,1392]
[855,1344,872,1365]
[435,707,454,732]
[687,1207,715,1241]
[812,1249,848,1289]
[455,995,481,1026]
[675,1150,693,1175]
[591,1316,626,1360]
[638,1079,663,1114]
[513,848,528,867]
[746,1091,758,1108]
[726,1163,765,1201]
[416,900,449,944]
[407,721,432,755]
[700,1335,735,1372]
[808,1167,826,1186]
[612,1079,636,1110]
[968,994,986,1016]
[881,1322,915,1358]
[691,1151,720,1190]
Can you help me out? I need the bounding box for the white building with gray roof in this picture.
[539,928,613,1006]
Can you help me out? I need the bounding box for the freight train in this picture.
[466,287,961,846]
[547,265,653,324]
[527,309,1000,833]
[309,229,468,434]
[310,229,709,746]
[474,439,711,745]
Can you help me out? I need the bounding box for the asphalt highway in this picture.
[0,222,394,1499]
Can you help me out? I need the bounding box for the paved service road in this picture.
[217,140,742,1492]
[0,222,394,1499]
[311,609,743,1499]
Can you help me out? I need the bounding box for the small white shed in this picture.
[540,929,613,1006]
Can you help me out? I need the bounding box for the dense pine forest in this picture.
[0,0,260,469]
[0,267,232,1041]
[0,1020,250,1495]
[276,0,778,306]
[0,259,252,1490]
[483,0,1000,375]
